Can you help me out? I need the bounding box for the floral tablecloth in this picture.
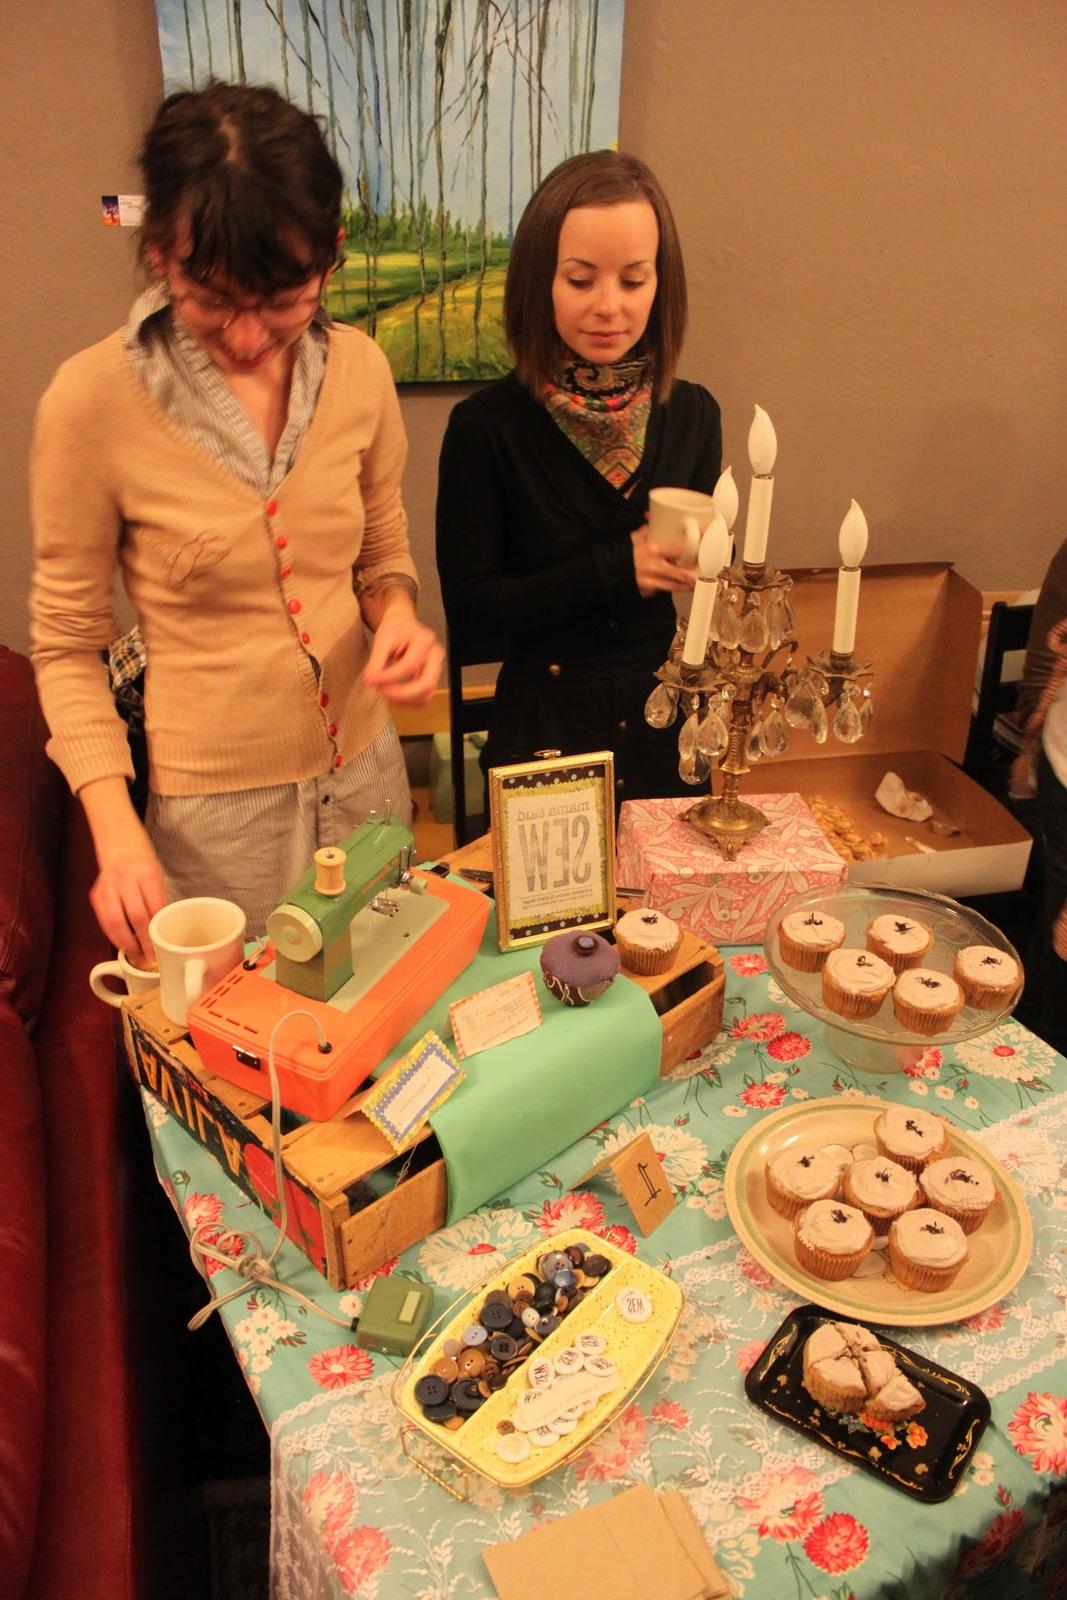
[142,951,1067,1600]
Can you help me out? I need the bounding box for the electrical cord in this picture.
[187,1009,356,1334]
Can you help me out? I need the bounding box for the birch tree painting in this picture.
[153,0,625,382]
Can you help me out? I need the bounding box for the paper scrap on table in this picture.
[875,770,933,822]
[483,1483,728,1599]
[362,1031,463,1152]
[448,971,543,1058]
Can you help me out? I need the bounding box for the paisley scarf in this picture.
[542,353,653,493]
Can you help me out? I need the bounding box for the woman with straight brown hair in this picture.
[436,149,721,802]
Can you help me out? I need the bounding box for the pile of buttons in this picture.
[412,1242,612,1433]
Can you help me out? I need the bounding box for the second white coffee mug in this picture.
[149,896,246,1026]
[89,948,160,1008]
[647,487,718,564]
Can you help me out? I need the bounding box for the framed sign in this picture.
[489,752,616,952]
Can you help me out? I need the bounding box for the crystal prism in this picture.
[766,592,788,649]
[859,692,874,730]
[745,722,764,763]
[644,682,678,729]
[679,747,709,786]
[717,597,742,649]
[760,707,789,756]
[784,681,817,729]
[678,711,700,759]
[833,698,864,743]
[697,708,729,761]
[739,606,770,654]
[811,694,829,744]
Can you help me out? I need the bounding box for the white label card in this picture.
[448,971,543,1059]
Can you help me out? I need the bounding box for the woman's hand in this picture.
[630,524,697,599]
[79,776,169,960]
[362,591,445,707]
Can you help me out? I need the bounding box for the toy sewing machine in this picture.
[187,815,490,1120]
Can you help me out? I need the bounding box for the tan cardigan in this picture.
[29,323,418,796]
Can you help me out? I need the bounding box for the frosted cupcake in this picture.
[842,1155,919,1235]
[888,1207,968,1292]
[821,948,894,1021]
[765,1146,840,1219]
[614,909,680,976]
[794,1199,873,1281]
[953,945,1020,1010]
[874,1105,949,1172]
[920,1155,997,1233]
[865,913,933,974]
[892,968,964,1035]
[778,908,846,973]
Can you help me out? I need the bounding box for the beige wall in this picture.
[3,0,1065,660]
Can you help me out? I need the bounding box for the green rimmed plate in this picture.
[724,1096,1033,1327]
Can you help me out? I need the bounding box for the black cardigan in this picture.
[436,371,722,794]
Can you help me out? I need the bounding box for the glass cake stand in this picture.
[763,883,1023,1074]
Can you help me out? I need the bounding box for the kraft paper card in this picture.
[570,1129,677,1237]
[362,1031,463,1153]
[483,1484,726,1600]
[448,971,542,1059]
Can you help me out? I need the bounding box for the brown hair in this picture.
[504,150,687,402]
[138,81,343,294]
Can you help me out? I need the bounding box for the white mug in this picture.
[89,948,160,1008]
[148,896,246,1026]
[647,487,718,565]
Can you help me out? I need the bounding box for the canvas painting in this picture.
[153,0,625,382]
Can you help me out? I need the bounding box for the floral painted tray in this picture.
[746,1304,990,1501]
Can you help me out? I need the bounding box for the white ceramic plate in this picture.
[724,1096,1032,1327]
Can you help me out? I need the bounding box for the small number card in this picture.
[363,1031,464,1153]
[448,971,543,1059]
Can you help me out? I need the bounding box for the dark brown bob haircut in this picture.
[504,150,687,402]
[138,81,343,295]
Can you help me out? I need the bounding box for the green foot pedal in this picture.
[356,1274,435,1356]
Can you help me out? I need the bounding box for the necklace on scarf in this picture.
[543,351,653,493]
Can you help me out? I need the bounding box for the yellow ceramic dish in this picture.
[394,1227,683,1490]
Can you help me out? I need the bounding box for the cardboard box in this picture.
[758,561,1032,896]
[121,918,724,1288]
[616,792,847,945]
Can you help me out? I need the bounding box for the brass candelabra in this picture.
[644,559,874,860]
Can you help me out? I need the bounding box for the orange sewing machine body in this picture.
[187,817,489,1120]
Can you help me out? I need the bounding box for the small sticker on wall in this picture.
[101,194,145,227]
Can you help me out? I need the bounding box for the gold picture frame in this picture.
[488,751,616,952]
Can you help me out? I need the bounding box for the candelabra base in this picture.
[682,794,770,860]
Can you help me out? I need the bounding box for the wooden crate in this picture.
[121,862,724,1289]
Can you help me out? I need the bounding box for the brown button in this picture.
[618,719,627,732]
[616,778,625,790]
[548,663,561,677]
[458,1347,486,1378]
[432,1356,459,1383]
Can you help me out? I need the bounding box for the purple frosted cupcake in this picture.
[539,931,619,1007]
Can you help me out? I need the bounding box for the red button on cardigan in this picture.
[265,499,279,516]
[288,598,302,615]
[319,692,329,707]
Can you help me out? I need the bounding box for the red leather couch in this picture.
[0,645,148,1599]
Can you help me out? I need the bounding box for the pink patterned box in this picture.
[615,794,847,946]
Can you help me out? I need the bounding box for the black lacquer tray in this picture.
[745,1304,990,1502]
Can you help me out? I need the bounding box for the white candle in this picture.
[832,499,869,655]
[711,465,739,533]
[683,514,730,667]
[743,405,777,564]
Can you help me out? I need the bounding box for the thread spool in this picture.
[314,846,346,896]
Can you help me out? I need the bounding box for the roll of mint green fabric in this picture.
[372,896,661,1223]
